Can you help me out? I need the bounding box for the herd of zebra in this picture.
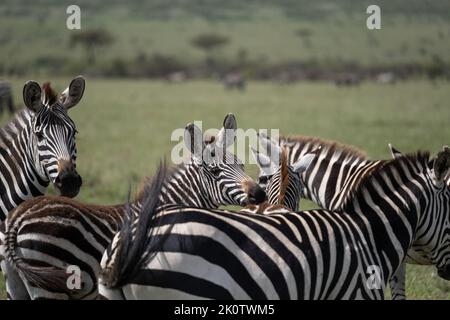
[0,76,448,300]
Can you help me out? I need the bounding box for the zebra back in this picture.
[258,134,382,211]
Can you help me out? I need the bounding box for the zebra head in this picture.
[251,144,317,211]
[410,147,450,280]
[23,76,85,198]
[389,143,450,188]
[184,113,265,207]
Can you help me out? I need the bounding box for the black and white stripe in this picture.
[258,134,416,299]
[0,77,85,300]
[99,149,450,300]
[0,77,85,219]
[240,146,318,215]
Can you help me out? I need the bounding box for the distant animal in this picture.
[376,72,396,85]
[334,73,361,87]
[223,72,246,91]
[166,71,187,83]
[0,81,14,114]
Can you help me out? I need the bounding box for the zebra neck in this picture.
[0,110,49,219]
[283,138,377,211]
[346,186,420,281]
[158,163,217,208]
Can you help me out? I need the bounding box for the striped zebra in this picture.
[0,77,85,299]
[257,134,382,212]
[98,148,450,299]
[386,143,450,298]
[256,134,421,299]
[0,77,85,218]
[240,145,319,215]
[2,114,266,299]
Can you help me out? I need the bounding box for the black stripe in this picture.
[133,269,234,299]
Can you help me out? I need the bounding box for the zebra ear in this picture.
[184,123,204,163]
[59,76,85,110]
[292,151,317,174]
[433,146,450,183]
[23,81,43,113]
[258,132,281,160]
[388,143,403,159]
[251,147,277,176]
[216,113,237,149]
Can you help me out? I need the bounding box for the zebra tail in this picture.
[102,160,170,288]
[4,214,69,292]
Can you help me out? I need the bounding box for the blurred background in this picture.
[0,0,449,299]
[0,0,449,80]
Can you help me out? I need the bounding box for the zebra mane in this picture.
[134,162,185,202]
[282,135,368,160]
[42,82,58,106]
[277,147,290,205]
[342,151,431,210]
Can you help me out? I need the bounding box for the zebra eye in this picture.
[210,166,221,177]
[35,131,44,141]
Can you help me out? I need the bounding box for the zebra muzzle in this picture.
[54,169,82,198]
[247,183,267,205]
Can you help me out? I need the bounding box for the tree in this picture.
[191,33,229,64]
[69,29,114,64]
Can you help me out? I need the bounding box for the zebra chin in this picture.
[53,172,82,198]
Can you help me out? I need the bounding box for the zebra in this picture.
[256,133,382,212]
[223,72,246,91]
[0,77,85,299]
[0,77,85,218]
[386,143,450,299]
[240,145,319,215]
[0,81,14,114]
[2,113,266,299]
[255,134,419,299]
[98,148,450,300]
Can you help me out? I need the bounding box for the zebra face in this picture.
[414,148,450,280]
[184,114,266,207]
[202,146,265,206]
[252,146,317,210]
[23,77,85,198]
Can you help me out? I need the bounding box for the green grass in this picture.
[1,78,450,299]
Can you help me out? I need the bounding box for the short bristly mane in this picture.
[42,82,58,106]
[283,135,368,160]
[277,147,290,205]
[341,151,431,210]
[134,163,183,203]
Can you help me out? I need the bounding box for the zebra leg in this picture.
[1,260,30,300]
[389,263,406,300]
